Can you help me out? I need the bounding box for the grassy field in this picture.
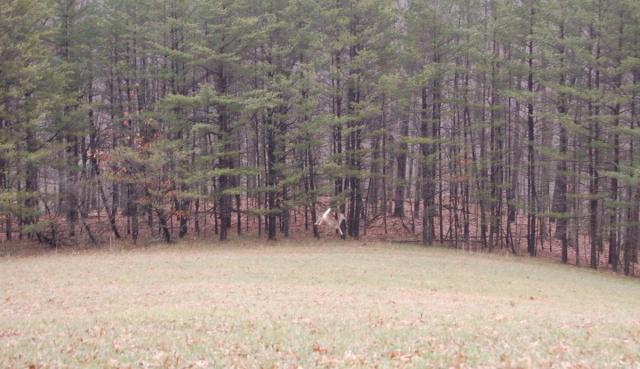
[1,241,639,369]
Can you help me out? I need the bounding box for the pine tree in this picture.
[0,0,66,244]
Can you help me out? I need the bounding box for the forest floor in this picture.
[1,241,639,369]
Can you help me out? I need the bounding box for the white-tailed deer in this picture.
[315,208,347,237]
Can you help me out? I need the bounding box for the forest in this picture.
[1,0,640,275]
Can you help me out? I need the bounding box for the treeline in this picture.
[1,0,639,274]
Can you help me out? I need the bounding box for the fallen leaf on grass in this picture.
[195,359,209,368]
[388,351,413,363]
[312,343,329,354]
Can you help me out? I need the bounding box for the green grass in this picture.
[1,241,639,368]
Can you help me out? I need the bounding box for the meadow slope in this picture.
[1,241,639,368]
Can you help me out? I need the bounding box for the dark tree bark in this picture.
[421,86,434,246]
[346,15,362,239]
[215,44,233,241]
[609,14,623,271]
[527,4,537,257]
[394,119,408,218]
[552,20,569,264]
[588,15,602,269]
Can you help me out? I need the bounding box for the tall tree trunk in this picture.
[394,119,408,217]
[421,87,433,245]
[609,14,623,271]
[553,20,569,264]
[215,43,233,241]
[24,127,39,236]
[625,52,638,275]
[589,14,601,269]
[266,111,278,241]
[527,4,537,257]
[346,15,362,239]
